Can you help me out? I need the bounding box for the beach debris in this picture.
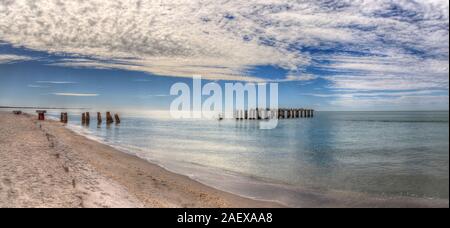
[12,110,22,115]
[106,112,114,124]
[36,110,47,121]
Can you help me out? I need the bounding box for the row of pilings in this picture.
[60,112,121,125]
[234,108,314,120]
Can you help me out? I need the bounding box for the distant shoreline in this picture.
[0,106,88,110]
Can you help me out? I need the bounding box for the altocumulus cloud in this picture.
[0,0,448,102]
[0,54,33,64]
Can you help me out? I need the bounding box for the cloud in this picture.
[36,81,78,84]
[136,94,171,99]
[0,0,448,108]
[0,54,33,64]
[27,84,50,88]
[52,93,99,97]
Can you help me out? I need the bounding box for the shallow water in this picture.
[42,110,449,206]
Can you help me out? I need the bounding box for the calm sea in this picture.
[43,110,448,206]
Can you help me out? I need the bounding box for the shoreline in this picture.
[0,112,282,208]
[1,111,448,208]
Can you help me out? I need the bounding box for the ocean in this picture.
[44,110,449,206]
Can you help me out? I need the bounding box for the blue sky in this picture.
[1,0,449,111]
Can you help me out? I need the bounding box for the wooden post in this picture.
[61,112,68,123]
[85,112,90,125]
[36,110,46,121]
[106,112,114,124]
[311,110,314,118]
[97,112,102,124]
[82,113,86,125]
[114,113,121,124]
[245,110,248,120]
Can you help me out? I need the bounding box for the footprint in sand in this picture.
[2,178,12,186]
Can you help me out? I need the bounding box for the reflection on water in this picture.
[43,110,449,203]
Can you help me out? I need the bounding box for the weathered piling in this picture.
[36,110,46,121]
[63,113,68,123]
[106,112,114,124]
[232,108,313,121]
[60,112,68,123]
[85,112,90,125]
[114,113,121,124]
[81,113,86,125]
[97,112,102,124]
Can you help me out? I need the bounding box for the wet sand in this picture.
[0,112,281,208]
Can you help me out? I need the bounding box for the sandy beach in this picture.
[0,112,281,208]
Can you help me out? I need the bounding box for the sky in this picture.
[0,0,449,111]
